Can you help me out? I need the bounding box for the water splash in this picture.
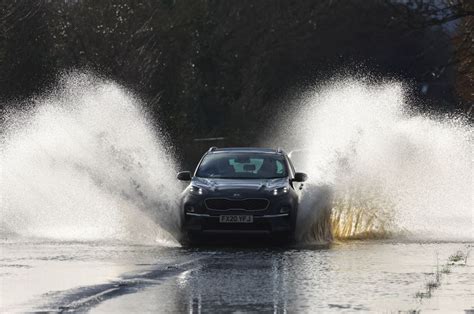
[274,78,472,242]
[2,74,471,245]
[0,73,181,245]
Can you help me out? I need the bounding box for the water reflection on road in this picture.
[92,242,473,313]
[1,239,473,312]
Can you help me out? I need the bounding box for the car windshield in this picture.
[196,152,288,179]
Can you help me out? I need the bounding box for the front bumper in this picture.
[180,187,299,238]
[182,212,293,235]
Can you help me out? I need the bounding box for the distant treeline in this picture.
[1,0,472,165]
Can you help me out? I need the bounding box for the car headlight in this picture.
[272,187,289,196]
[188,185,206,196]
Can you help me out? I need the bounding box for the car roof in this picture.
[209,147,284,154]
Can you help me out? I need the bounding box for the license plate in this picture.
[219,215,253,223]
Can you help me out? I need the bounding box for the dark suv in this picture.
[177,147,307,243]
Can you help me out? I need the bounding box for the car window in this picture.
[229,158,263,172]
[276,160,285,174]
[196,153,288,179]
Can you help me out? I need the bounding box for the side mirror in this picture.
[177,171,192,181]
[293,172,308,182]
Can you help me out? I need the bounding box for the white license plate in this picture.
[219,215,253,223]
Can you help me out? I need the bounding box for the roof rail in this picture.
[277,147,284,153]
[208,146,218,152]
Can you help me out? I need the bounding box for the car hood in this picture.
[191,177,289,192]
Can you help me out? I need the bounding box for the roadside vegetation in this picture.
[1,1,472,168]
[414,246,471,303]
[331,187,395,240]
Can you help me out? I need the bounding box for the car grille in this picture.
[205,198,269,211]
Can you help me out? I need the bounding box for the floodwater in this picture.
[1,238,472,312]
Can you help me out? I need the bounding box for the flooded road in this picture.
[1,239,472,312]
[1,75,472,312]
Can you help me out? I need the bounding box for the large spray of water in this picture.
[274,79,472,242]
[0,73,181,245]
[1,74,471,245]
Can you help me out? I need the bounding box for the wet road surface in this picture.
[1,239,473,312]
